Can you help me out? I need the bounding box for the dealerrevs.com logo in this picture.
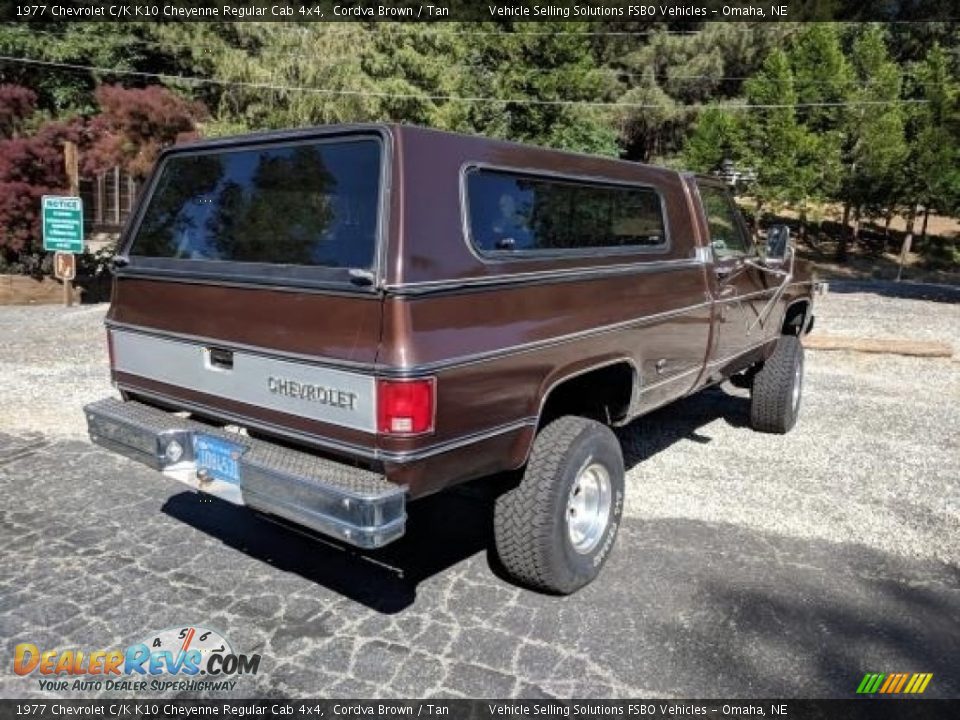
[14,625,261,693]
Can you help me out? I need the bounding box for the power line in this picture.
[0,27,945,88]
[0,54,930,110]
[0,21,714,37]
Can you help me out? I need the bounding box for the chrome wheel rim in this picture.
[566,461,612,554]
[792,357,803,412]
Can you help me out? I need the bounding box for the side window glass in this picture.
[698,185,750,260]
[466,169,666,255]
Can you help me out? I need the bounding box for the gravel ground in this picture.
[0,303,112,437]
[0,292,957,569]
[816,280,960,349]
[0,290,957,699]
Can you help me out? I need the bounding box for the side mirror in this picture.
[764,225,791,264]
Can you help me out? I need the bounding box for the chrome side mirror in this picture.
[764,225,791,265]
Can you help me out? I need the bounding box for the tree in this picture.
[0,84,37,138]
[784,24,851,242]
[836,26,908,259]
[608,23,792,163]
[84,84,204,179]
[0,120,82,260]
[681,107,744,173]
[448,21,618,155]
[740,49,809,222]
[896,42,959,278]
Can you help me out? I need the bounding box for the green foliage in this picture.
[741,49,807,211]
[845,26,908,212]
[682,107,743,173]
[0,20,957,269]
[904,43,960,216]
[445,21,618,155]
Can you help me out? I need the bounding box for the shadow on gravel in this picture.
[618,384,750,470]
[827,279,960,303]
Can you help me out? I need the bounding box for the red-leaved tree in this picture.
[0,120,83,259]
[0,84,38,139]
[1,83,205,266]
[84,84,205,179]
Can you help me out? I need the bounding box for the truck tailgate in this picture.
[108,278,383,456]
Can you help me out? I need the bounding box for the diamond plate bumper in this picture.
[84,397,405,548]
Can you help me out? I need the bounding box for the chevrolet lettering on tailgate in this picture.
[267,377,358,410]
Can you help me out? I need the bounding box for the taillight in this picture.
[376,378,435,435]
[106,329,115,369]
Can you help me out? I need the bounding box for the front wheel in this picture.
[750,335,804,434]
[493,416,625,594]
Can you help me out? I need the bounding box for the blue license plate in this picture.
[193,435,243,485]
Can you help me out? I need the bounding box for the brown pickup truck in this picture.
[85,124,815,594]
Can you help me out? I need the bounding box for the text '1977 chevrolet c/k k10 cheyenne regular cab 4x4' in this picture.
[85,124,815,594]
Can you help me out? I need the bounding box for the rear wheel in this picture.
[750,335,804,434]
[493,416,625,594]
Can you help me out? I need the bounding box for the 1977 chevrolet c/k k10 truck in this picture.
[85,124,815,593]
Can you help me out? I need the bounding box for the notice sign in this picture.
[42,195,84,253]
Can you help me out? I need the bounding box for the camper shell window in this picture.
[465,168,668,258]
[126,135,383,286]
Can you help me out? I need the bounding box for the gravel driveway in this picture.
[1,287,957,699]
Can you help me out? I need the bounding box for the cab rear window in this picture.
[131,138,381,271]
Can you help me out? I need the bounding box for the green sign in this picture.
[42,195,84,253]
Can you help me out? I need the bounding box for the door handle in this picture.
[715,263,740,280]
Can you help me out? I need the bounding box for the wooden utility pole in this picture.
[63,141,79,307]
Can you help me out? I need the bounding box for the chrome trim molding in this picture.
[107,298,713,377]
[388,418,539,463]
[409,301,713,374]
[118,384,380,459]
[117,384,536,464]
[707,339,776,369]
[637,364,702,394]
[113,270,383,296]
[386,257,704,294]
[536,357,641,426]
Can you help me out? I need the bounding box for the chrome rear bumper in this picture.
[84,397,405,548]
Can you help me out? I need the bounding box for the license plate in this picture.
[193,435,243,485]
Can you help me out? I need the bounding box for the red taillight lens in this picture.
[376,378,435,435]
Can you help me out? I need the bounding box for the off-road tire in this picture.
[493,416,625,594]
[750,335,804,434]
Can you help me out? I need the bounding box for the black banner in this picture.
[2,0,959,24]
[1,700,959,720]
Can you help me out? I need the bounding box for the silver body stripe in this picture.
[111,329,377,433]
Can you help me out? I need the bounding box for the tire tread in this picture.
[494,416,594,592]
[750,335,803,434]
